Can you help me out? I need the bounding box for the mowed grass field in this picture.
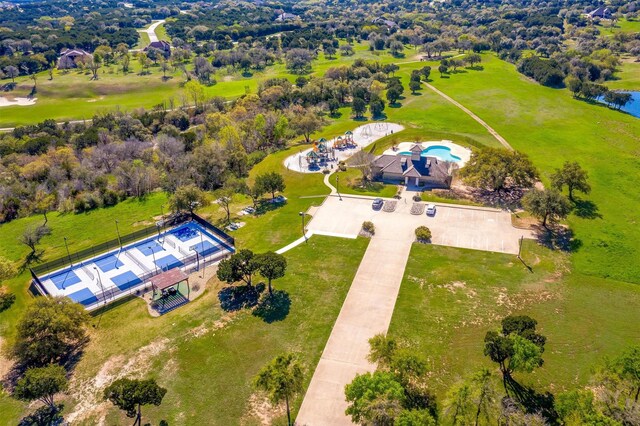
[0,41,416,127]
[388,242,640,398]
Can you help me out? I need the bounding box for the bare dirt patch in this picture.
[243,393,285,426]
[66,338,171,424]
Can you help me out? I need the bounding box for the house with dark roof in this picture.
[144,40,171,57]
[57,48,92,68]
[371,144,452,188]
[275,12,299,22]
[372,17,397,28]
[586,6,611,19]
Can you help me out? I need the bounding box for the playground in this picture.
[284,122,404,173]
[31,220,234,311]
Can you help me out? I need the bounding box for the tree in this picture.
[352,97,367,118]
[213,186,236,225]
[522,189,572,228]
[104,378,167,426]
[20,224,51,255]
[256,251,287,295]
[244,182,265,211]
[345,371,406,425]
[367,334,398,368]
[465,53,482,68]
[415,226,431,243]
[420,66,431,81]
[216,249,259,287]
[386,86,402,105]
[389,41,405,57]
[616,346,640,402]
[369,96,385,118]
[409,80,421,94]
[14,365,68,410]
[170,184,206,214]
[254,353,303,426]
[285,48,313,74]
[396,409,436,426]
[551,161,590,202]
[438,63,448,77]
[565,76,582,98]
[0,256,17,281]
[255,171,286,200]
[459,148,538,192]
[471,368,496,426]
[13,297,89,367]
[159,58,171,79]
[484,315,546,389]
[444,382,473,425]
[5,65,19,82]
[289,109,324,143]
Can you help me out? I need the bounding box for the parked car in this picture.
[426,204,437,216]
[243,206,255,214]
[372,198,384,210]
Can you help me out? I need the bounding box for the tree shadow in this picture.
[534,225,582,252]
[410,91,422,96]
[505,376,558,423]
[19,250,45,273]
[242,70,253,78]
[218,284,262,311]
[252,290,291,323]
[467,65,484,71]
[255,199,287,216]
[2,82,16,91]
[371,113,388,120]
[352,116,369,122]
[329,111,343,119]
[450,69,468,74]
[18,403,65,426]
[573,199,602,219]
[388,102,403,108]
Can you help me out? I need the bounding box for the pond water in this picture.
[598,91,640,118]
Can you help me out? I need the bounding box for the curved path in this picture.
[424,82,513,150]
[142,19,166,44]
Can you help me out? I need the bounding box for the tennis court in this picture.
[34,220,234,310]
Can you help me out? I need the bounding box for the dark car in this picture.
[372,198,383,210]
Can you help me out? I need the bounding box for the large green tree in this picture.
[216,249,259,287]
[255,251,287,295]
[14,297,89,367]
[14,365,68,410]
[459,148,538,192]
[345,371,406,425]
[104,378,167,426]
[255,172,286,200]
[550,161,590,201]
[254,353,304,426]
[522,189,572,228]
[169,184,206,214]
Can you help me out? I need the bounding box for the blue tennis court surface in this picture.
[190,240,219,257]
[50,270,82,290]
[155,255,183,271]
[68,288,98,306]
[136,240,165,256]
[95,254,124,272]
[171,223,200,242]
[111,271,142,291]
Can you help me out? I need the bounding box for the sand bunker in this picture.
[0,96,37,107]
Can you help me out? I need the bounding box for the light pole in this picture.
[93,266,108,327]
[190,247,200,271]
[299,212,308,242]
[64,237,73,267]
[115,220,122,249]
[336,175,343,201]
[149,246,159,274]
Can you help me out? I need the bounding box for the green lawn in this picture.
[607,59,640,90]
[329,168,398,198]
[2,236,369,425]
[388,242,640,397]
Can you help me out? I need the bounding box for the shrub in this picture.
[0,290,16,312]
[415,226,432,243]
[339,164,347,172]
[362,221,375,235]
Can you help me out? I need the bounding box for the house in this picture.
[275,12,299,22]
[144,40,171,57]
[57,48,92,68]
[371,144,452,188]
[586,6,611,19]
[372,17,397,28]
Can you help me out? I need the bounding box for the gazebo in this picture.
[149,268,190,314]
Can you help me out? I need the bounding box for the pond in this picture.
[598,91,640,118]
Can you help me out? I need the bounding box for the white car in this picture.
[426,204,437,216]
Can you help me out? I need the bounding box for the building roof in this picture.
[373,154,449,180]
[146,40,171,50]
[150,268,188,291]
[587,6,610,17]
[60,48,91,57]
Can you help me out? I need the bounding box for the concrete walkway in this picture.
[296,223,413,425]
[424,83,513,150]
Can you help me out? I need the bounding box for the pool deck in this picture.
[382,140,471,166]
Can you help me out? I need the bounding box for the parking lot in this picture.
[306,195,532,254]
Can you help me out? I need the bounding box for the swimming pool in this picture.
[399,145,463,162]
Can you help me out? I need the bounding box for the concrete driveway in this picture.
[306,195,531,254]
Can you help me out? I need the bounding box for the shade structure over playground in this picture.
[150,268,189,291]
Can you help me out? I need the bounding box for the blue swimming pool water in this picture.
[597,91,640,118]
[399,145,462,162]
